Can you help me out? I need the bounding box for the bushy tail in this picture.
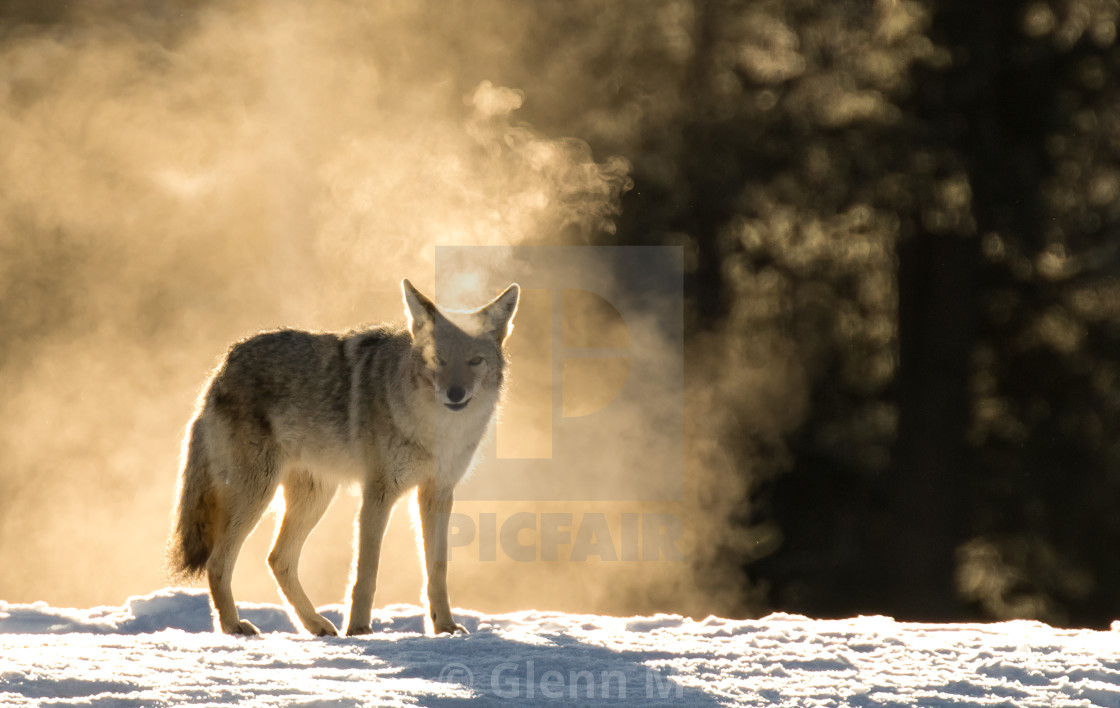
[167,417,219,579]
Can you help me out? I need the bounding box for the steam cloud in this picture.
[0,0,753,619]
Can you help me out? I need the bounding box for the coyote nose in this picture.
[447,386,466,403]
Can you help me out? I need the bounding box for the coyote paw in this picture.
[345,623,373,637]
[433,620,468,635]
[223,619,260,636]
[304,614,339,637]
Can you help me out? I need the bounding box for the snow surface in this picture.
[2,588,1120,707]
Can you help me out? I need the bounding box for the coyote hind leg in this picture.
[207,453,281,636]
[269,469,339,636]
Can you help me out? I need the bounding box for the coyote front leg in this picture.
[344,485,393,636]
[418,481,466,634]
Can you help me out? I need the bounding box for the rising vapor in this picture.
[0,0,763,620]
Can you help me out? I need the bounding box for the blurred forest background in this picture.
[2,0,1119,628]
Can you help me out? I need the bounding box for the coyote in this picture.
[168,279,519,636]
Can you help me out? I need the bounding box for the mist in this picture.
[0,0,745,618]
[10,0,1112,628]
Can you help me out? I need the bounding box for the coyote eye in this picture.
[434,355,446,367]
[468,356,483,366]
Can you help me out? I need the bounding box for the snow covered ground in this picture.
[2,588,1120,707]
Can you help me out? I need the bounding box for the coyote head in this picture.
[402,279,520,412]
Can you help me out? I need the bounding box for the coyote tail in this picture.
[168,417,219,579]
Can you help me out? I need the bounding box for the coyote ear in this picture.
[481,283,520,343]
[402,279,438,335]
